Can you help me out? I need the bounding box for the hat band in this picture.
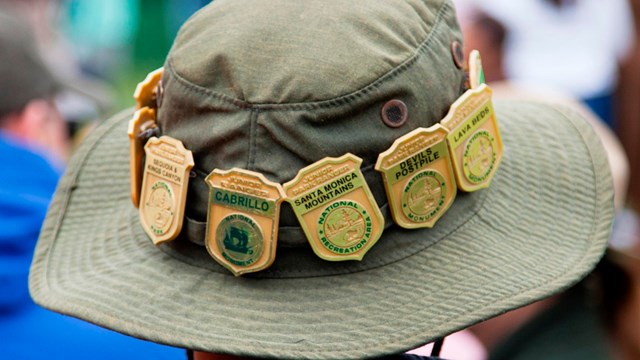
[181,188,396,248]
[128,55,503,275]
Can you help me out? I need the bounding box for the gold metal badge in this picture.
[375,124,457,228]
[441,84,503,192]
[205,169,286,276]
[469,50,485,89]
[139,136,194,244]
[128,107,157,208]
[134,67,163,109]
[283,154,384,261]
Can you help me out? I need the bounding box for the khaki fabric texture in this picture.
[29,101,613,358]
[29,0,615,359]
[160,0,465,227]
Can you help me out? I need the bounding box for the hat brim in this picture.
[30,100,613,359]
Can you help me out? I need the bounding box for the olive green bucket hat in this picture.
[30,0,614,359]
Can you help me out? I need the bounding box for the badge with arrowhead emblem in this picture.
[205,169,285,276]
[128,107,157,208]
[441,84,503,192]
[283,154,384,261]
[134,68,163,109]
[139,136,194,244]
[376,124,457,228]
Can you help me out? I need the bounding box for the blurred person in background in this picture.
[454,0,634,129]
[616,0,640,237]
[1,0,116,126]
[0,5,183,359]
[453,1,640,358]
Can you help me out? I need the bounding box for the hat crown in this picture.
[157,0,465,230]
[167,0,455,104]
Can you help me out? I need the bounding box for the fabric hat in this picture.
[0,6,60,117]
[30,0,614,359]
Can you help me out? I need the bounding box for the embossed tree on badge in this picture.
[205,168,286,276]
[283,154,384,261]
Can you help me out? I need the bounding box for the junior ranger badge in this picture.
[441,84,503,192]
[283,154,384,261]
[139,136,194,245]
[205,169,286,276]
[128,107,157,208]
[375,124,456,228]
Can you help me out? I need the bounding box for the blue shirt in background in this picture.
[0,132,183,360]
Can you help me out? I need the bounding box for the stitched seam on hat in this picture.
[426,104,610,347]
[451,104,609,330]
[247,109,258,169]
[165,0,454,111]
[549,104,610,257]
[265,104,606,282]
[299,104,612,353]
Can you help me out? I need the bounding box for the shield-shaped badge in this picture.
[283,154,384,261]
[128,107,157,208]
[205,169,286,276]
[441,84,503,192]
[375,124,457,228]
[139,136,194,244]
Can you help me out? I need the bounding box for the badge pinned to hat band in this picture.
[441,84,503,192]
[139,136,194,244]
[205,169,286,276]
[283,154,384,261]
[128,107,157,208]
[134,67,163,109]
[375,124,457,229]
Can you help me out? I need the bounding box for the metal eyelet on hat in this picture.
[451,41,465,69]
[381,99,408,128]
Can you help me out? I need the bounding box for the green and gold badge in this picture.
[441,84,503,192]
[283,154,384,261]
[205,169,285,276]
[376,124,457,228]
[139,136,194,244]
